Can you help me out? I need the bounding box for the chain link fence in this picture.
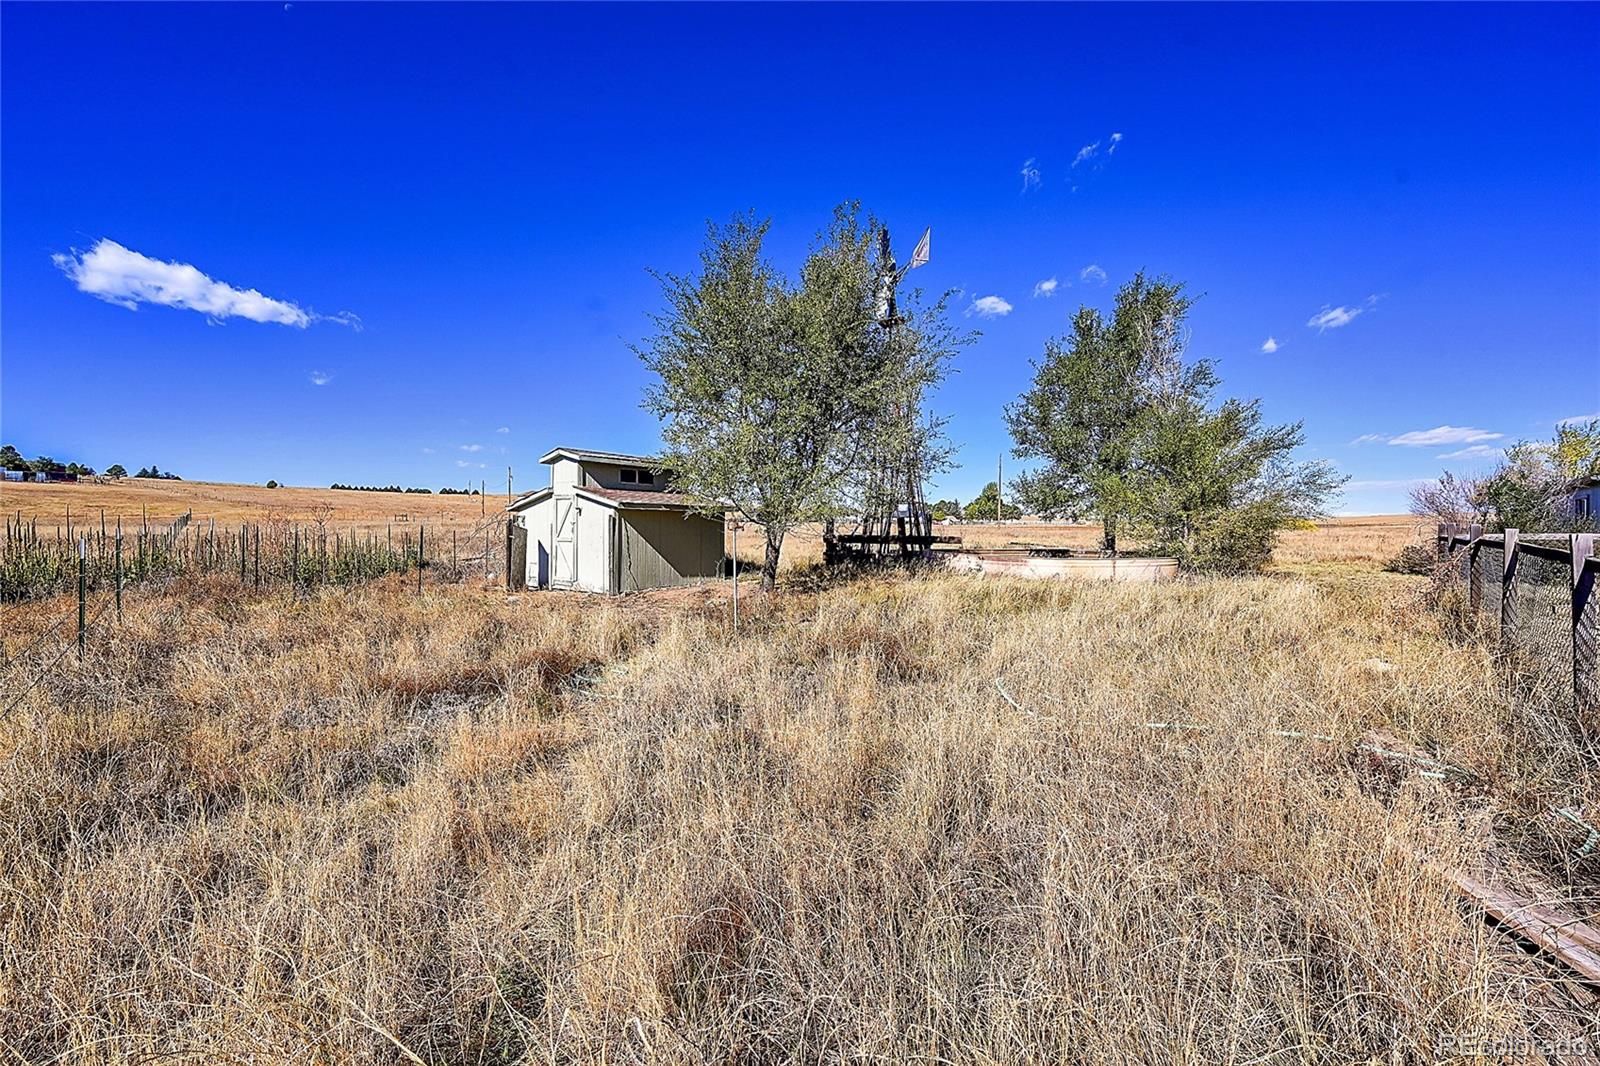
[1436,524,1597,723]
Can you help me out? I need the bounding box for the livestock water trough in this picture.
[943,546,1179,582]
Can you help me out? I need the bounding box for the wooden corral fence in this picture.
[1437,522,1598,720]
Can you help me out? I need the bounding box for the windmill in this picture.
[859,225,933,557]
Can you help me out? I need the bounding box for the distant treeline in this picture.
[330,484,480,496]
[1,443,176,481]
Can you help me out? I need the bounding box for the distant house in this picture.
[507,446,725,593]
[1568,476,1600,522]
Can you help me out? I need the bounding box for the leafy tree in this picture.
[930,498,961,521]
[30,456,65,474]
[105,464,127,479]
[1128,376,1345,571]
[639,204,964,590]
[963,482,1020,521]
[1482,421,1598,532]
[135,466,152,479]
[0,445,25,471]
[1007,273,1192,551]
[266,479,280,489]
[1552,419,1600,481]
[1008,271,1342,569]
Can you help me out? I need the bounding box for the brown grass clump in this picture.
[1,547,1596,1062]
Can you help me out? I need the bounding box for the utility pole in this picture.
[480,479,485,516]
[996,454,1002,523]
[507,466,513,501]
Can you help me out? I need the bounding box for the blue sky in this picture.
[3,3,1597,513]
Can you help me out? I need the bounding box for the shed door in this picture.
[552,497,577,587]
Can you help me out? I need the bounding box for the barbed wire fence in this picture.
[1,514,519,719]
[1437,523,1599,728]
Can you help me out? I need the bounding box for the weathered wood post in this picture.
[1467,522,1484,616]
[504,518,513,591]
[77,536,87,660]
[418,525,425,595]
[1501,528,1518,654]
[114,525,123,624]
[1572,532,1597,722]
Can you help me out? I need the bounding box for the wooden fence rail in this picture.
[1437,522,1598,723]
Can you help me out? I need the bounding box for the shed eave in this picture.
[505,486,553,513]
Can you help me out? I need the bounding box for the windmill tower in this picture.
[855,225,932,557]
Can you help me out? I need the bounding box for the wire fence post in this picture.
[115,526,123,624]
[1466,522,1483,616]
[1573,532,1597,723]
[77,536,87,660]
[418,525,425,595]
[1500,528,1518,654]
[253,525,260,590]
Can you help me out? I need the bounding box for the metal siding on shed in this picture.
[618,510,724,592]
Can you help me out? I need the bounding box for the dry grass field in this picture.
[2,493,1595,1062]
[2,479,511,536]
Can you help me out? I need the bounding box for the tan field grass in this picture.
[2,524,1595,1061]
[1,478,511,535]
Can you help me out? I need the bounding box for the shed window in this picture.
[620,467,655,486]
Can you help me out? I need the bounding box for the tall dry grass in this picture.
[1,558,1596,1061]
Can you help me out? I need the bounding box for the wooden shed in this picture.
[506,447,725,594]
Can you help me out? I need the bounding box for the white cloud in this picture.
[1032,277,1058,298]
[1437,444,1504,461]
[1308,293,1385,333]
[495,426,510,434]
[1020,158,1041,192]
[1073,141,1100,167]
[421,447,436,454]
[1345,478,1430,491]
[1307,305,1362,331]
[1108,132,1124,154]
[1079,264,1107,285]
[1559,412,1599,426]
[456,459,486,469]
[1349,433,1387,445]
[1387,426,1502,447]
[308,370,331,386]
[52,238,357,328]
[1260,337,1280,354]
[967,295,1014,318]
[459,443,484,452]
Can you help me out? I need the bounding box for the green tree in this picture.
[930,498,961,521]
[1008,271,1341,569]
[266,479,280,489]
[1006,273,1192,552]
[1472,421,1600,532]
[639,204,963,590]
[30,455,65,474]
[105,464,128,479]
[962,482,1020,521]
[0,445,25,471]
[1129,378,1345,571]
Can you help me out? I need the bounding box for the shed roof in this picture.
[577,487,719,512]
[539,446,660,467]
